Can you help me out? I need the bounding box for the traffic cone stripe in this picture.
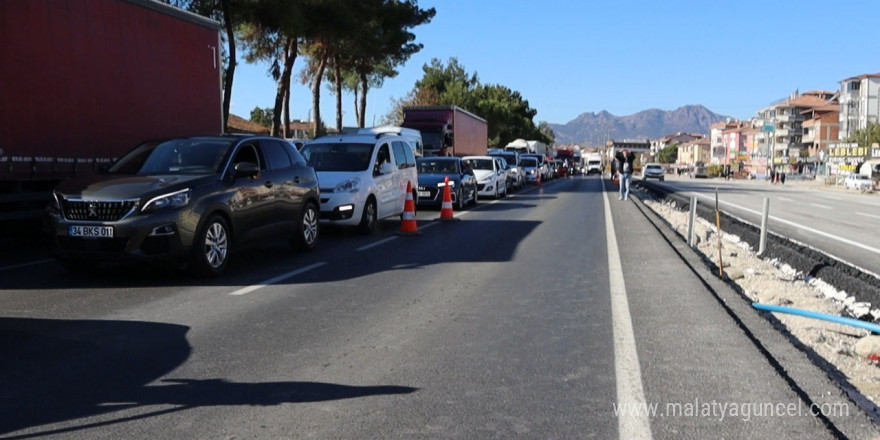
[399,181,419,234]
[439,176,455,220]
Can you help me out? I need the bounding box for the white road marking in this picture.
[0,259,53,272]
[857,212,880,220]
[604,190,653,440]
[809,203,831,209]
[687,192,880,257]
[778,197,794,202]
[357,236,397,251]
[228,262,326,296]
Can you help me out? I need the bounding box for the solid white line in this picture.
[228,262,326,296]
[687,192,880,257]
[857,212,880,220]
[604,190,653,439]
[809,203,831,209]
[778,197,794,202]
[0,259,53,272]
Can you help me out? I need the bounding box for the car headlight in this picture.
[142,188,191,212]
[335,177,360,193]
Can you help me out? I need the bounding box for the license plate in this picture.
[417,191,430,198]
[69,225,114,238]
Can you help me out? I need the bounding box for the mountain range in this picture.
[548,105,734,146]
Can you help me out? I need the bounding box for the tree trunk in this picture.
[272,37,297,137]
[311,50,328,137]
[334,56,343,133]
[358,72,368,128]
[221,0,235,132]
[353,88,360,128]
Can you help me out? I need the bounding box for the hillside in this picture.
[549,105,733,146]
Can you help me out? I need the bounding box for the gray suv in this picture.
[45,135,320,276]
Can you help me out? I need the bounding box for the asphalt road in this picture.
[647,175,880,276]
[0,175,874,438]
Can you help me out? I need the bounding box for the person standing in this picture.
[614,148,635,200]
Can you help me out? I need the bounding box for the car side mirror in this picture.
[233,161,260,178]
[379,161,396,175]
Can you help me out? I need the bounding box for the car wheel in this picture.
[290,201,319,251]
[191,214,230,276]
[455,188,464,211]
[470,185,478,206]
[357,197,378,234]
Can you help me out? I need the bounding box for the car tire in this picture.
[191,214,230,276]
[456,188,465,211]
[290,201,319,251]
[357,197,378,235]
[470,185,478,206]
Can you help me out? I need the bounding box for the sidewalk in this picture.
[661,173,878,196]
[608,187,879,438]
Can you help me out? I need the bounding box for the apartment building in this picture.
[754,90,834,172]
[839,73,880,139]
[709,120,741,165]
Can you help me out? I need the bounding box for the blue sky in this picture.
[228,0,880,128]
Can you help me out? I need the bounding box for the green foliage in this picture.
[387,57,551,148]
[250,107,274,127]
[706,164,723,177]
[657,143,678,163]
[845,122,880,147]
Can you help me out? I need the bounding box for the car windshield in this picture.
[418,159,460,174]
[301,142,374,172]
[521,158,537,167]
[646,165,662,170]
[491,154,517,165]
[464,158,494,171]
[107,139,233,175]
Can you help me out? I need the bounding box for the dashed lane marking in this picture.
[228,262,326,296]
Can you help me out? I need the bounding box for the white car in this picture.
[300,134,418,233]
[642,163,665,181]
[462,155,507,199]
[520,156,540,183]
[843,174,875,191]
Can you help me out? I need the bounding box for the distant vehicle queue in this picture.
[45,126,581,278]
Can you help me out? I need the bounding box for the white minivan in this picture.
[300,133,418,233]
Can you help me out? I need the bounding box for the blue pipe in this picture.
[753,303,880,334]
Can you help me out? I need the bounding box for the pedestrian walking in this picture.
[614,148,635,201]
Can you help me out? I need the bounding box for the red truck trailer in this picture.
[0,0,222,221]
[401,106,487,157]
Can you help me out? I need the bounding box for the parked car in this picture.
[843,173,875,191]
[520,156,540,183]
[462,155,507,199]
[300,133,418,234]
[488,151,524,190]
[642,162,665,181]
[416,157,478,210]
[45,135,320,276]
[520,154,551,181]
[493,156,512,192]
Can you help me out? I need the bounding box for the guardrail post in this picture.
[758,198,770,256]
[687,197,697,247]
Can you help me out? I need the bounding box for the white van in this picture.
[300,133,418,233]
[357,126,424,157]
[859,159,880,179]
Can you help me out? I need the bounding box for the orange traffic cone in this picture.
[536,170,542,186]
[397,181,420,235]
[437,176,459,221]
